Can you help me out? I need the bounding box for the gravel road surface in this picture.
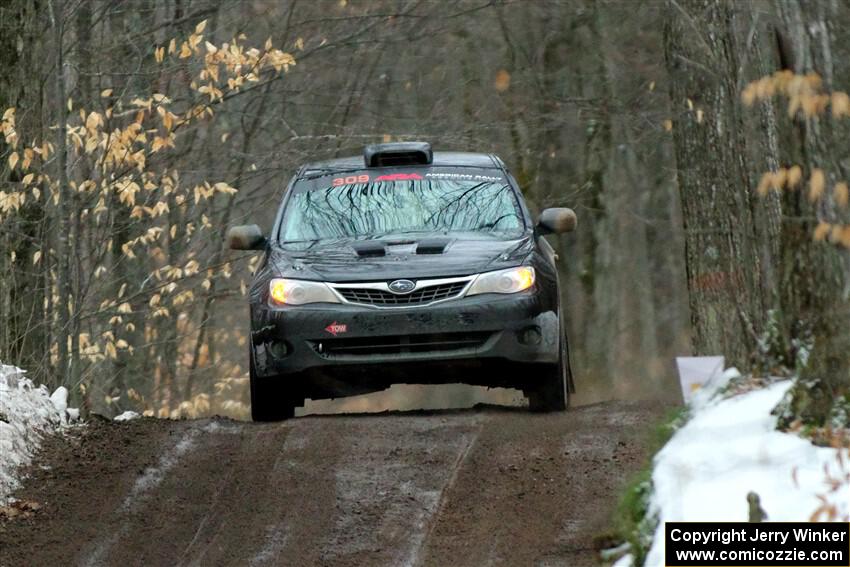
[0,401,664,567]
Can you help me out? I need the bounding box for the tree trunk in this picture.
[664,0,777,369]
[0,0,48,378]
[49,0,73,388]
[774,0,850,426]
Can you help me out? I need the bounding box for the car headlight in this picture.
[467,266,535,296]
[268,278,340,306]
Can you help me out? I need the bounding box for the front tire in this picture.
[249,347,298,422]
[526,323,571,412]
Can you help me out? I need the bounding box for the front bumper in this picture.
[250,289,559,394]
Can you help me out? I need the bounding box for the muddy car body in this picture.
[229,142,577,420]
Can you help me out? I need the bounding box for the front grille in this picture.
[311,331,493,357]
[335,281,468,307]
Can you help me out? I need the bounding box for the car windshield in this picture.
[279,178,524,242]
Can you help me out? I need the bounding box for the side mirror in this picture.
[227,224,267,250]
[537,208,577,234]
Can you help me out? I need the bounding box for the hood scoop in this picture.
[416,238,451,255]
[351,237,452,257]
[351,241,386,257]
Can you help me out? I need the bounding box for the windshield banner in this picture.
[295,167,507,191]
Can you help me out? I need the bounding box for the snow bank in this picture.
[0,363,78,503]
[643,375,850,566]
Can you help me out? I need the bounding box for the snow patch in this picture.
[249,524,290,567]
[643,378,850,566]
[0,363,78,503]
[113,410,140,422]
[121,428,198,512]
[50,386,69,417]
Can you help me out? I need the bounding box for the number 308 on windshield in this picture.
[332,175,370,186]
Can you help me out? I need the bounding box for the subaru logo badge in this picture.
[388,279,416,294]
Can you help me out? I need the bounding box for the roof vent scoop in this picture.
[364,142,433,167]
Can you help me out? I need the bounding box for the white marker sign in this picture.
[675,356,725,403]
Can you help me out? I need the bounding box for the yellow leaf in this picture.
[0,191,26,213]
[834,182,849,208]
[8,151,18,170]
[85,111,103,131]
[121,242,135,258]
[786,165,803,189]
[67,98,73,111]
[756,172,771,197]
[101,89,113,98]
[831,91,850,118]
[813,221,830,242]
[180,41,192,59]
[22,173,34,185]
[494,69,510,93]
[205,41,217,54]
[22,148,33,169]
[32,250,41,265]
[294,37,304,51]
[770,168,787,191]
[787,95,801,117]
[155,46,165,63]
[195,19,207,34]
[213,181,237,195]
[662,119,672,132]
[741,83,757,106]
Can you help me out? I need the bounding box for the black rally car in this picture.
[228,142,577,421]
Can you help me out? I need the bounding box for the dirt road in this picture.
[0,401,663,567]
